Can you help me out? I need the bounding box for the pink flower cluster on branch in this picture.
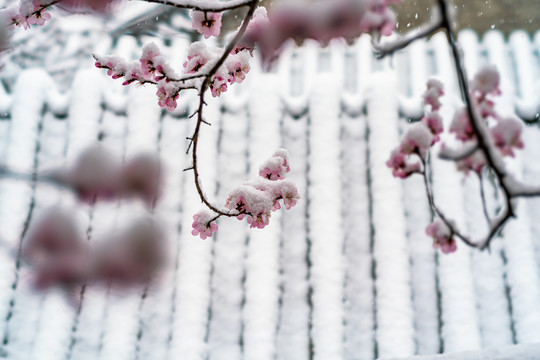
[389,66,528,253]
[192,149,300,239]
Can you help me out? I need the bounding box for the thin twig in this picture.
[134,0,253,12]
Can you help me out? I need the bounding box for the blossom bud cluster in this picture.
[23,208,165,290]
[450,66,524,174]
[425,219,456,254]
[52,144,163,207]
[386,78,444,178]
[192,149,300,239]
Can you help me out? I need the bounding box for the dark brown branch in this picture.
[188,0,258,218]
[133,0,253,12]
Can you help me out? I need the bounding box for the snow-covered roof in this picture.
[0,29,540,360]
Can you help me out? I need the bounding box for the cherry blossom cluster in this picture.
[22,208,165,290]
[450,66,523,174]
[388,66,526,254]
[51,144,164,207]
[386,78,444,178]
[95,35,252,110]
[192,149,300,239]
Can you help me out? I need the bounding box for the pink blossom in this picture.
[226,52,251,84]
[421,112,444,143]
[191,210,218,240]
[424,78,444,110]
[27,1,51,26]
[183,42,209,74]
[425,219,457,254]
[490,116,524,157]
[225,185,274,228]
[259,155,288,180]
[456,150,486,175]
[156,84,179,111]
[209,69,229,98]
[140,42,161,80]
[190,10,222,39]
[386,148,421,179]
[399,122,434,159]
[449,108,475,142]
[471,65,500,95]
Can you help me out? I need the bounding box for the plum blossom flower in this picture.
[209,68,229,98]
[471,65,500,95]
[27,0,51,26]
[386,148,422,179]
[183,42,210,74]
[140,42,161,80]
[226,52,251,84]
[424,78,444,110]
[456,150,486,175]
[421,112,444,143]
[156,83,180,111]
[258,149,290,180]
[191,210,218,240]
[490,116,524,157]
[399,122,434,159]
[449,108,475,142]
[426,219,457,254]
[190,10,222,39]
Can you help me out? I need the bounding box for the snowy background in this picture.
[0,1,540,360]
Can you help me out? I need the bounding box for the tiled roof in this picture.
[0,29,540,360]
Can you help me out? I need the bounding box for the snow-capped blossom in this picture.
[456,150,486,175]
[225,185,274,229]
[94,55,129,79]
[209,68,229,98]
[121,153,163,206]
[424,78,445,110]
[139,42,161,80]
[190,10,222,39]
[225,52,251,84]
[386,148,422,179]
[490,116,524,157]
[121,62,145,85]
[191,210,218,240]
[422,112,444,142]
[258,149,291,180]
[425,219,457,254]
[183,41,210,74]
[250,178,300,211]
[399,122,434,159]
[156,83,180,111]
[471,65,500,95]
[449,108,475,142]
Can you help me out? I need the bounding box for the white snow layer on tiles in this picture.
[308,73,345,360]
[500,155,540,344]
[400,36,439,356]
[341,113,375,360]
[381,342,540,360]
[207,104,248,360]
[366,71,415,358]
[137,114,186,360]
[170,97,218,360]
[0,70,51,354]
[242,73,282,360]
[276,113,309,360]
[431,32,482,353]
[509,31,539,120]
